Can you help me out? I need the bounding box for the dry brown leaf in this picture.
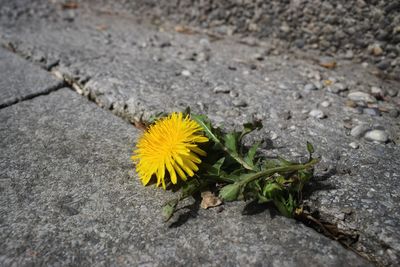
[200,191,222,209]
[132,119,147,131]
[62,1,79,9]
[174,25,194,34]
[319,60,337,69]
[96,24,108,31]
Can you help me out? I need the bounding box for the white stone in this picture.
[364,130,389,143]
[347,91,377,103]
[309,109,326,119]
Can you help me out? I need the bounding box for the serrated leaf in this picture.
[148,112,168,124]
[223,132,239,156]
[192,114,254,170]
[257,194,271,204]
[273,194,295,218]
[191,114,219,142]
[204,157,225,176]
[183,106,191,117]
[212,157,225,176]
[262,182,282,199]
[244,142,260,168]
[162,199,179,221]
[219,183,241,201]
[307,141,314,155]
[181,179,201,198]
[298,170,312,183]
[277,156,294,167]
[264,159,280,169]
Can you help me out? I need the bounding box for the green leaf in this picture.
[204,157,225,176]
[244,142,260,168]
[264,159,280,169]
[257,194,271,204]
[148,112,167,124]
[162,199,179,221]
[191,114,219,142]
[273,194,295,218]
[212,157,225,176]
[223,132,239,156]
[192,114,254,170]
[306,141,315,161]
[262,182,282,199]
[277,156,294,167]
[307,141,314,154]
[183,106,191,117]
[298,170,312,183]
[219,183,241,201]
[181,178,202,198]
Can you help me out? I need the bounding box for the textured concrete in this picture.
[0,47,63,108]
[0,89,370,266]
[0,1,399,265]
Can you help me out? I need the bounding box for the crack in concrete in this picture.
[0,82,66,109]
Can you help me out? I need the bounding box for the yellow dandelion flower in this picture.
[132,112,208,189]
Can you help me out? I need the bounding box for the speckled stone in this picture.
[0,47,63,108]
[0,90,370,267]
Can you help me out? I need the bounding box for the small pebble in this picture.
[321,101,331,108]
[387,88,398,97]
[181,70,191,76]
[309,109,326,119]
[304,83,317,91]
[363,108,380,116]
[364,130,389,143]
[232,99,247,107]
[345,100,357,108]
[327,83,347,94]
[350,124,370,138]
[314,81,323,89]
[270,132,278,140]
[370,44,383,56]
[347,91,377,103]
[213,85,230,94]
[319,57,337,69]
[292,91,302,100]
[344,50,354,59]
[370,86,384,98]
[349,142,359,149]
[229,91,239,98]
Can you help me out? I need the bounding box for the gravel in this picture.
[347,91,377,103]
[309,109,326,119]
[95,0,400,78]
[350,124,370,138]
[364,129,389,143]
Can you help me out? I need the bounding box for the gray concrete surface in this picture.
[0,0,399,266]
[0,89,371,266]
[0,47,63,108]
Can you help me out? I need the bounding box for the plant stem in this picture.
[238,158,319,186]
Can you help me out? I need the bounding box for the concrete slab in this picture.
[0,47,63,108]
[0,89,369,266]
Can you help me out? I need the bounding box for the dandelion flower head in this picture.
[132,112,208,189]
